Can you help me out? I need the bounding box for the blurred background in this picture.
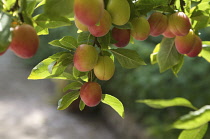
[0,18,210,139]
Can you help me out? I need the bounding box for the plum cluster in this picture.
[74,0,202,58]
[162,12,202,57]
[0,24,39,58]
[74,0,129,106]
[73,0,203,107]
[73,44,115,107]
[113,11,202,57]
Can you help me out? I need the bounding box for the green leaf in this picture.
[35,0,45,9]
[135,0,172,15]
[157,37,182,73]
[113,22,132,29]
[28,52,74,80]
[49,72,76,80]
[172,55,184,76]
[178,124,208,139]
[48,61,57,74]
[57,91,79,110]
[26,0,37,16]
[49,36,77,50]
[49,40,67,49]
[34,14,72,29]
[173,105,210,129]
[110,48,146,69]
[34,25,49,35]
[0,12,12,52]
[97,32,111,50]
[77,32,95,45]
[191,2,210,30]
[136,97,197,110]
[79,100,85,111]
[19,0,33,25]
[72,66,87,79]
[59,36,78,49]
[44,0,74,17]
[63,82,83,92]
[101,94,125,118]
[150,43,160,65]
[2,0,15,10]
[199,41,210,62]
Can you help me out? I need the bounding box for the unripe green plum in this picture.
[74,16,88,31]
[73,44,98,72]
[168,12,191,36]
[187,36,202,57]
[88,9,112,37]
[107,0,130,25]
[111,27,130,47]
[74,0,104,26]
[94,56,115,80]
[9,24,39,59]
[162,26,176,38]
[148,12,168,37]
[131,17,150,41]
[80,82,102,107]
[175,29,196,54]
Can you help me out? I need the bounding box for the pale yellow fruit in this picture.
[107,0,130,25]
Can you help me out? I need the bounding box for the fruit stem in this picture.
[93,37,101,48]
[93,37,104,56]
[88,70,93,82]
[180,0,185,12]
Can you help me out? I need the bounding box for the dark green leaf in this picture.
[110,48,146,69]
[79,100,85,111]
[28,52,74,80]
[77,32,95,45]
[101,94,125,118]
[0,1,3,10]
[137,97,197,110]
[157,38,182,73]
[97,32,111,50]
[63,82,83,92]
[135,0,171,15]
[173,105,210,129]
[0,12,12,52]
[59,36,78,49]
[34,14,72,29]
[44,0,74,17]
[178,124,208,139]
[57,91,79,110]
